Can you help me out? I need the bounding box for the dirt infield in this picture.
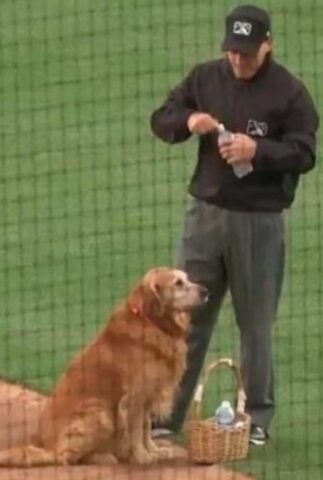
[0,381,254,480]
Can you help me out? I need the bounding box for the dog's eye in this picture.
[174,278,184,287]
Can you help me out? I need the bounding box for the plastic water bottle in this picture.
[217,123,253,178]
[215,400,235,426]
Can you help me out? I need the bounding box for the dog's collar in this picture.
[129,303,186,338]
[129,304,147,320]
[129,304,158,328]
[130,306,140,316]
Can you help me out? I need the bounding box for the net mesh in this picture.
[0,0,322,477]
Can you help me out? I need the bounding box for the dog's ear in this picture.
[143,281,165,318]
[128,271,166,320]
[128,280,163,317]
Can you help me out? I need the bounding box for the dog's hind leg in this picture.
[55,399,116,465]
[0,445,56,467]
[0,402,116,468]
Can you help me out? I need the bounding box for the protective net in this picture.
[0,0,322,478]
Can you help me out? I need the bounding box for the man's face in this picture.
[226,40,272,79]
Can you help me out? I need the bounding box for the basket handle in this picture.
[190,357,247,421]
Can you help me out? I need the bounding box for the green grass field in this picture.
[0,0,322,478]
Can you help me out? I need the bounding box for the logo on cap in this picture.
[233,21,253,36]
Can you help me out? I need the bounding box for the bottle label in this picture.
[233,163,253,178]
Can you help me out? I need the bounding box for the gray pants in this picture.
[166,196,285,432]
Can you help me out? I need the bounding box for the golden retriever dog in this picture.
[0,267,207,467]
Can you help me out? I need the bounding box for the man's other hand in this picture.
[187,113,219,135]
[219,133,257,164]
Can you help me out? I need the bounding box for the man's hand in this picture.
[219,133,257,165]
[187,112,219,135]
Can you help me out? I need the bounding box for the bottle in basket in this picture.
[217,123,253,178]
[215,400,235,426]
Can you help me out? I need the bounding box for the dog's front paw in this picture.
[154,446,174,460]
[131,447,156,465]
[146,441,174,460]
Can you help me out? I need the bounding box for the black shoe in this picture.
[151,428,173,439]
[249,424,268,446]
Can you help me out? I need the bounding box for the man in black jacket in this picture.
[150,5,319,446]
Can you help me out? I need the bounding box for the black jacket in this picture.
[151,57,319,212]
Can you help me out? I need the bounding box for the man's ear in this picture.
[261,39,273,55]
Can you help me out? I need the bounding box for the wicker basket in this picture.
[186,358,251,464]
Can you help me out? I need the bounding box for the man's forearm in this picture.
[253,137,316,174]
[150,103,194,144]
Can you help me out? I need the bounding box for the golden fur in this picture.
[0,267,207,467]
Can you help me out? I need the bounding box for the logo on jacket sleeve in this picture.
[246,119,268,137]
[233,21,253,36]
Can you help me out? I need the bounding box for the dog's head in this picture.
[128,267,208,334]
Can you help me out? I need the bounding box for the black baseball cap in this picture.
[221,5,271,55]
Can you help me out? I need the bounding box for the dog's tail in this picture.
[0,445,57,467]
